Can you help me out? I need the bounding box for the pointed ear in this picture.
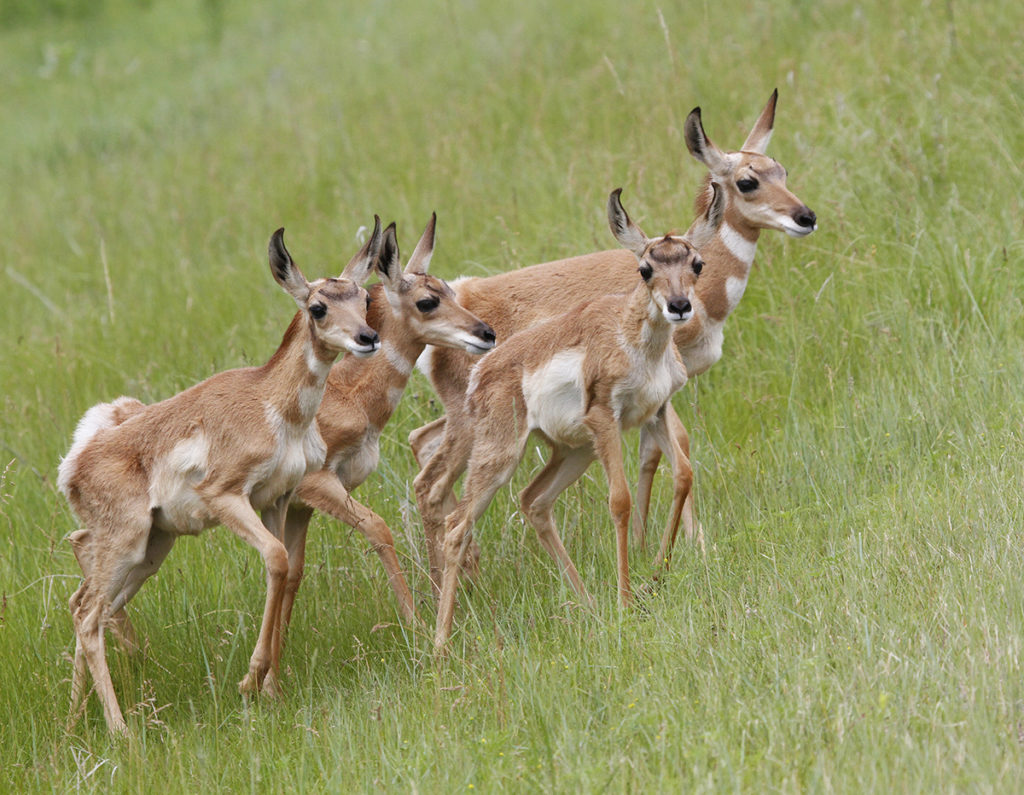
[375,222,402,288]
[405,212,436,274]
[684,182,723,249]
[741,88,777,154]
[340,215,382,286]
[269,228,310,309]
[607,189,648,258]
[684,107,730,177]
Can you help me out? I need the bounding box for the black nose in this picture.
[668,299,692,317]
[477,323,496,344]
[794,207,817,228]
[356,330,379,347]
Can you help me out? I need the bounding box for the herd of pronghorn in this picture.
[57,92,817,733]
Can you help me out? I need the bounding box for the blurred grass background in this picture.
[1,0,1022,790]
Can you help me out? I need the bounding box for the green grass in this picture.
[2,0,1023,790]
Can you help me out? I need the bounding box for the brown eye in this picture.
[638,263,653,281]
[737,178,758,193]
[366,294,372,310]
[416,296,440,312]
[692,260,703,275]
[310,302,327,319]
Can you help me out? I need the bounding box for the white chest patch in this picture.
[246,403,327,510]
[330,425,381,489]
[522,350,590,447]
[725,275,748,312]
[611,345,687,430]
[681,320,724,376]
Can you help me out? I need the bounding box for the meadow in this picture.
[1,0,1022,790]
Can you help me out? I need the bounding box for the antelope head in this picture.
[684,90,817,238]
[374,214,497,355]
[608,188,704,324]
[270,219,382,358]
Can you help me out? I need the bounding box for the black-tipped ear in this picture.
[341,215,382,286]
[607,188,648,257]
[269,228,310,308]
[684,106,729,176]
[741,89,777,154]
[376,222,401,284]
[405,211,436,274]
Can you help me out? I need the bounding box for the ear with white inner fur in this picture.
[607,188,649,258]
[375,222,402,289]
[269,228,311,309]
[684,182,724,249]
[740,89,777,154]
[340,214,383,286]
[404,212,436,275]
[684,107,730,177]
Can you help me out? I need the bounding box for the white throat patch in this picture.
[719,221,758,266]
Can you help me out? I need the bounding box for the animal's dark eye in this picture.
[638,263,653,282]
[309,302,327,319]
[737,178,759,193]
[366,294,372,310]
[692,260,704,276]
[416,297,440,312]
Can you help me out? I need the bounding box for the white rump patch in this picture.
[57,397,143,497]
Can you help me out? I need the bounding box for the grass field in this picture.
[2,0,1023,790]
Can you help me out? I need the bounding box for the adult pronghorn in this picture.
[432,189,703,650]
[412,90,816,588]
[58,222,382,734]
[260,216,495,685]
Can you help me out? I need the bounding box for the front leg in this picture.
[206,492,289,697]
[296,469,418,625]
[643,406,696,575]
[583,404,633,608]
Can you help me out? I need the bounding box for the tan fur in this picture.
[257,219,494,688]
[58,222,382,734]
[412,91,816,578]
[432,190,702,650]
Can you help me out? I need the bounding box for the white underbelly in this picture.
[523,350,591,447]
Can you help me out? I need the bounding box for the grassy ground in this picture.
[1,0,1023,790]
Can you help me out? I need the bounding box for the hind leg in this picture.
[68,516,156,734]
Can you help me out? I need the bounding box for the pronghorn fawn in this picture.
[57,221,382,734]
[432,189,703,650]
[412,90,815,585]
[261,216,494,684]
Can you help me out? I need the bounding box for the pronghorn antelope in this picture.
[261,216,495,683]
[57,222,382,734]
[432,189,703,650]
[412,90,816,587]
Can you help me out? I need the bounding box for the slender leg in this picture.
[583,405,634,608]
[518,445,596,605]
[413,413,474,596]
[296,469,418,624]
[204,492,289,696]
[67,512,153,734]
[645,407,697,574]
[633,427,662,550]
[434,420,527,651]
